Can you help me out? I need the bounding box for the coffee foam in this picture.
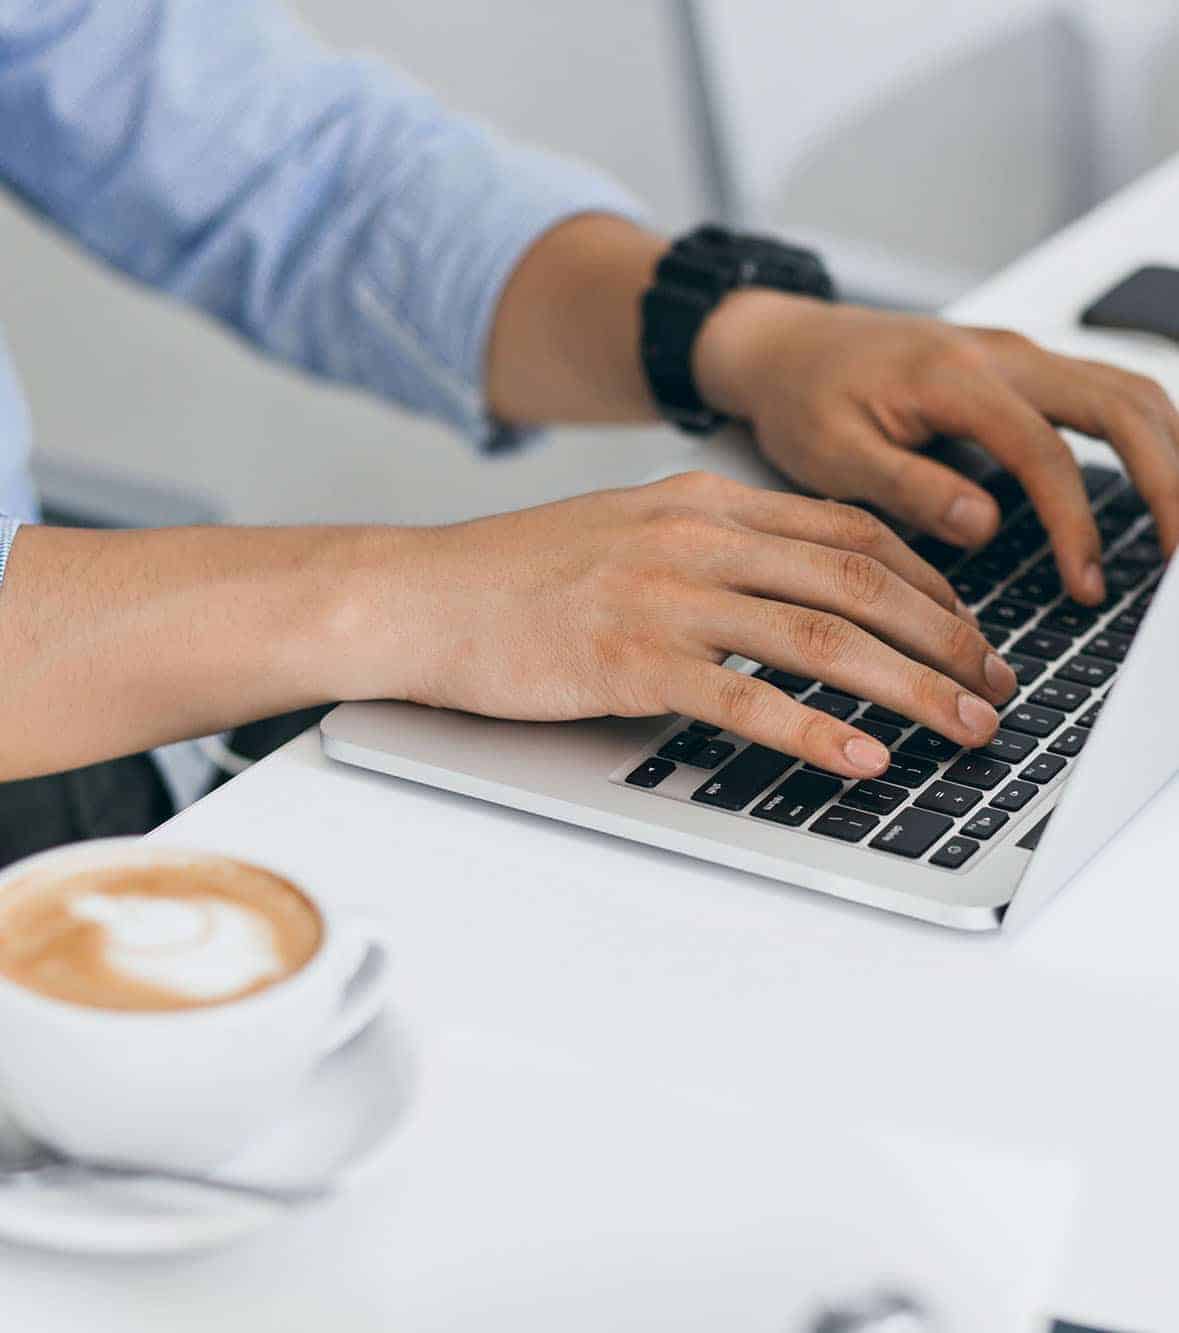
[0,856,322,1011]
[69,891,283,1001]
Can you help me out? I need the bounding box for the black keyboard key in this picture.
[658,730,706,763]
[1084,630,1132,663]
[1013,629,1074,660]
[962,807,1010,840]
[751,770,842,826]
[1028,680,1090,712]
[855,718,903,746]
[1098,510,1132,542]
[1104,483,1147,519]
[930,836,980,869]
[1077,700,1103,728]
[992,780,1038,812]
[810,805,880,843]
[1022,753,1067,784]
[915,780,982,817]
[1003,703,1066,737]
[690,740,737,769]
[688,720,722,736]
[755,667,816,695]
[955,558,1000,596]
[982,626,1011,649]
[870,808,953,858]
[1109,610,1142,636]
[1056,655,1117,687]
[808,691,859,721]
[952,574,991,606]
[944,754,1011,790]
[626,758,675,789]
[912,537,962,572]
[897,729,961,763]
[1042,604,1098,636]
[986,469,1029,518]
[979,599,1036,630]
[1003,653,1045,687]
[863,704,910,727]
[1104,560,1147,595]
[977,729,1037,763]
[1049,727,1088,757]
[882,754,938,788]
[842,779,909,816]
[1081,464,1121,499]
[1117,538,1162,567]
[1009,569,1061,603]
[692,745,793,811]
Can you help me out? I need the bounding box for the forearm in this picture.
[0,524,419,781]
[487,215,667,427]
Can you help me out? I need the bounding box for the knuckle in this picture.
[658,470,728,505]
[942,613,979,663]
[646,507,719,553]
[939,331,990,374]
[985,327,1034,356]
[834,550,890,607]
[716,673,774,733]
[1132,374,1174,418]
[827,501,887,551]
[911,664,951,714]
[792,706,836,758]
[789,609,853,666]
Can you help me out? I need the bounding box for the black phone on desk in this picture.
[1080,264,1179,342]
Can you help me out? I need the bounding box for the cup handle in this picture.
[319,913,394,1057]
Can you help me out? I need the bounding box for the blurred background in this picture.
[3,0,1179,531]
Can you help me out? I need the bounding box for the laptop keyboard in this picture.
[613,463,1164,872]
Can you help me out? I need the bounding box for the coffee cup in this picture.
[0,838,393,1172]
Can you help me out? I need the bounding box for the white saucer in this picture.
[0,1008,416,1256]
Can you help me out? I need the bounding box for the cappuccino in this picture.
[0,855,321,1011]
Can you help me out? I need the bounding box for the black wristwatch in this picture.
[640,225,836,435]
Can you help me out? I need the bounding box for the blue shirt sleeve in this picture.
[0,0,644,448]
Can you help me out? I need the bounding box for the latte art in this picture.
[0,856,321,1011]
[69,891,284,1001]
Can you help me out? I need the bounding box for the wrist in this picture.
[692,288,821,419]
[311,525,440,704]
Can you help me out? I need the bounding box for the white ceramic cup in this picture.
[0,839,393,1172]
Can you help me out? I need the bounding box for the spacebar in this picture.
[691,745,793,812]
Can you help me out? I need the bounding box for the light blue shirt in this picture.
[0,0,639,567]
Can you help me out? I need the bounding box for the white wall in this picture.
[1,0,1178,527]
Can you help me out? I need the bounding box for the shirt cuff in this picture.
[0,516,21,589]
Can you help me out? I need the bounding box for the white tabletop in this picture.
[8,161,1179,1332]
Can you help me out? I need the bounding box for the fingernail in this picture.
[954,596,979,627]
[1082,561,1104,603]
[957,691,998,735]
[944,494,995,544]
[983,651,1017,698]
[843,736,889,773]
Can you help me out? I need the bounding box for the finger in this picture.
[715,484,972,621]
[712,535,1015,703]
[703,593,1000,749]
[923,372,1105,603]
[806,427,1003,551]
[992,343,1179,557]
[665,659,892,779]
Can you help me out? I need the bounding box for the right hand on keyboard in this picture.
[354,472,1018,779]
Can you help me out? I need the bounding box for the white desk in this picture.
[8,161,1179,1332]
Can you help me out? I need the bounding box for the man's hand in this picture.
[694,290,1179,604]
[346,473,1016,779]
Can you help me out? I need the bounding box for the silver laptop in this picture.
[321,432,1177,931]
